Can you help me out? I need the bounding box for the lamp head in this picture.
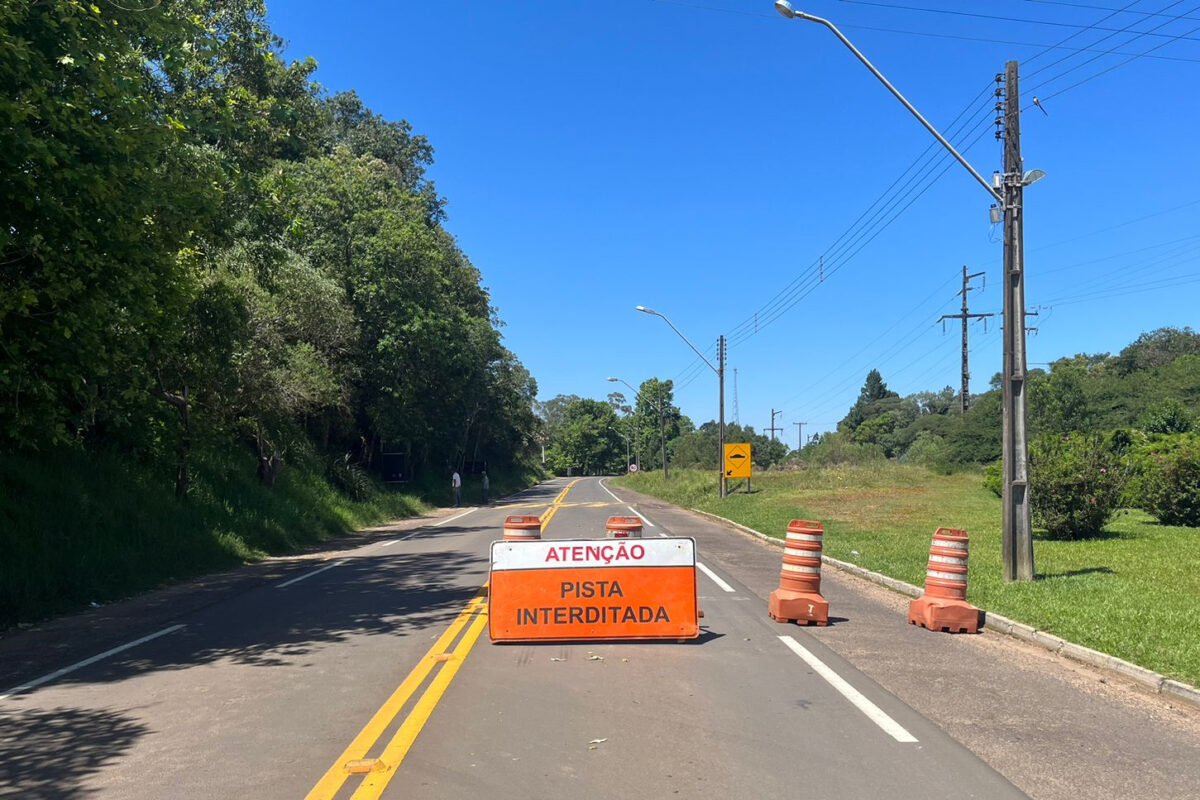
[606,377,619,382]
[774,0,797,18]
[635,305,656,314]
[1022,169,1046,186]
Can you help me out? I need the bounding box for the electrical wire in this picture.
[727,96,997,347]
[837,0,1200,44]
[1026,1,1200,96]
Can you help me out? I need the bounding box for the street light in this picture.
[635,307,727,499]
[608,377,666,479]
[607,425,632,474]
[772,0,1035,581]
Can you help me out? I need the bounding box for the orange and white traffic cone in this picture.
[768,520,829,626]
[502,515,542,541]
[908,527,980,633]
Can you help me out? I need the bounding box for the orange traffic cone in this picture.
[605,515,643,539]
[768,520,829,626]
[908,528,980,633]
[502,515,541,541]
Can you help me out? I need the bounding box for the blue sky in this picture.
[266,1,1200,445]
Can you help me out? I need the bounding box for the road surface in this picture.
[1,477,1196,799]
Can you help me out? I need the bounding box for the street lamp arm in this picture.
[608,377,663,414]
[639,308,719,375]
[779,6,1003,204]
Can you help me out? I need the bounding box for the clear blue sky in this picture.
[266,0,1199,446]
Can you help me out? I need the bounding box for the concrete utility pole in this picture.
[1000,62,1035,582]
[773,4,1037,581]
[938,265,993,414]
[718,335,727,499]
[767,409,784,441]
[793,421,805,454]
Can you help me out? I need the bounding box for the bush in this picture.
[803,432,886,467]
[1127,434,1200,526]
[1138,399,1194,434]
[1029,433,1125,540]
[899,431,951,472]
[982,459,1002,497]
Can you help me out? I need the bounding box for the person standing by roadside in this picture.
[451,469,461,507]
[481,470,489,505]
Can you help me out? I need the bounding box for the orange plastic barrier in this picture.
[605,515,643,539]
[488,538,700,641]
[908,527,980,634]
[502,515,542,541]
[767,519,829,626]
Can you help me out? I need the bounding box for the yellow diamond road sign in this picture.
[724,443,751,478]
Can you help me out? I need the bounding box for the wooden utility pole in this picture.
[1001,61,1035,582]
[938,266,993,414]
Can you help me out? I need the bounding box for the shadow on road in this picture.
[0,705,148,800]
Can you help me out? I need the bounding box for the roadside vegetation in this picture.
[616,466,1200,687]
[1,3,544,626]
[0,445,539,627]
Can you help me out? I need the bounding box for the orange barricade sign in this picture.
[489,538,699,642]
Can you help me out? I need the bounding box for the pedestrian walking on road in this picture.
[481,471,489,505]
[451,470,461,507]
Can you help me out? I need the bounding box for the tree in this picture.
[544,399,623,476]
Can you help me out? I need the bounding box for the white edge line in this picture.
[379,540,398,547]
[778,635,918,743]
[277,560,345,589]
[432,508,476,527]
[696,562,736,593]
[626,505,656,528]
[1,624,186,700]
[600,479,622,502]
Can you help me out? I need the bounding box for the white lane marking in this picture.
[626,506,656,528]
[379,540,398,547]
[696,562,736,593]
[600,480,622,502]
[778,635,918,743]
[400,507,480,542]
[433,508,476,527]
[1,624,186,700]
[277,560,345,589]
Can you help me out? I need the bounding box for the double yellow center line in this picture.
[303,587,489,800]
[536,478,579,532]
[305,479,580,798]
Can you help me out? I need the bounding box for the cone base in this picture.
[908,595,980,634]
[768,589,828,626]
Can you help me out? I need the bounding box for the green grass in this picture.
[615,465,1200,686]
[0,444,539,628]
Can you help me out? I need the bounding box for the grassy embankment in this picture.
[615,465,1200,686]
[0,445,538,628]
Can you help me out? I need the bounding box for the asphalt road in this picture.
[1,477,1196,799]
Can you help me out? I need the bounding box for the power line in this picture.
[1026,1,1200,96]
[1034,15,1200,101]
[1023,0,1189,82]
[837,0,1200,44]
[1020,0,1200,22]
[728,105,997,347]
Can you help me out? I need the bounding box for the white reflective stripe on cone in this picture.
[929,554,967,565]
[932,539,968,550]
[785,533,824,542]
[782,563,821,574]
[926,569,966,581]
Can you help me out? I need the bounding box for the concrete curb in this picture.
[688,506,1200,711]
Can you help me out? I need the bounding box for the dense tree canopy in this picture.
[1,1,539,491]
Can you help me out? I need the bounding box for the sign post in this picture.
[488,538,699,642]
